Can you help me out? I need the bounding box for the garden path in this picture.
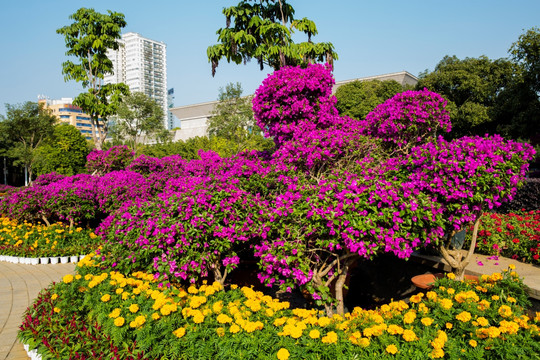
[0,261,75,360]
[412,252,540,299]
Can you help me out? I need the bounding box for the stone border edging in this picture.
[23,343,43,360]
[0,254,86,265]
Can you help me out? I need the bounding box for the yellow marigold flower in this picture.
[410,293,424,303]
[276,348,290,360]
[439,298,453,310]
[456,311,472,322]
[477,317,489,327]
[121,292,129,300]
[321,331,338,344]
[499,320,519,334]
[421,317,434,326]
[498,305,513,318]
[187,286,198,294]
[418,303,429,314]
[309,329,320,339]
[53,307,60,313]
[431,348,445,359]
[217,314,233,324]
[402,329,418,342]
[229,324,241,334]
[507,296,517,303]
[535,312,540,322]
[492,295,500,301]
[173,327,186,338]
[116,288,124,295]
[387,324,404,335]
[317,316,331,327]
[213,301,223,314]
[193,313,205,324]
[265,309,275,317]
[114,316,125,327]
[51,294,58,300]
[447,273,456,280]
[403,311,416,324]
[109,308,121,318]
[216,327,225,337]
[101,294,111,302]
[151,313,160,320]
[477,299,491,311]
[273,317,287,327]
[490,273,503,282]
[62,274,74,284]
[509,264,516,270]
[446,288,455,295]
[445,322,453,329]
[129,304,139,313]
[385,344,398,355]
[231,284,238,290]
[426,291,437,301]
[358,337,370,347]
[469,339,477,347]
[288,326,303,339]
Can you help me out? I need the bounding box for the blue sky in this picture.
[0,1,538,116]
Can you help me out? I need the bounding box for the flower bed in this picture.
[18,258,540,359]
[0,217,100,258]
[470,210,540,265]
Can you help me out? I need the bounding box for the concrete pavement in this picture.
[0,262,75,360]
[412,251,540,300]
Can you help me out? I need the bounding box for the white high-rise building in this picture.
[105,32,168,128]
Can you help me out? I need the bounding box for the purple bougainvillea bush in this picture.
[0,63,535,317]
[86,145,135,175]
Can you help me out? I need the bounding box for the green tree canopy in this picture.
[416,55,516,138]
[207,82,271,154]
[335,79,406,120]
[207,0,337,75]
[0,102,57,184]
[34,124,90,176]
[57,7,129,150]
[111,92,169,155]
[510,26,540,94]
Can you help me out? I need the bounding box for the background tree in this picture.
[34,124,90,176]
[57,7,129,150]
[111,92,168,154]
[416,55,516,138]
[335,79,407,120]
[207,0,337,75]
[0,102,57,185]
[495,27,540,144]
[207,82,270,154]
[510,27,540,94]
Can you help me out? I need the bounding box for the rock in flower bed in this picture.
[18,255,540,359]
[0,217,100,258]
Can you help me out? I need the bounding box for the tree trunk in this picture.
[41,215,50,227]
[212,266,227,286]
[439,214,482,281]
[334,260,353,315]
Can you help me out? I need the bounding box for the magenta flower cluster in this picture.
[365,89,452,148]
[86,145,135,174]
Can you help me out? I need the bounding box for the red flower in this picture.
[512,239,520,244]
[533,254,539,260]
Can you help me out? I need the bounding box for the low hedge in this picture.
[0,217,100,257]
[18,255,540,360]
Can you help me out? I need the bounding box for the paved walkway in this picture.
[412,252,540,299]
[0,262,75,360]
